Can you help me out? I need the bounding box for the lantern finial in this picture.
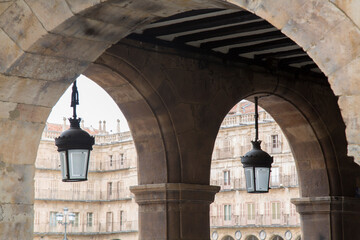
[55,80,95,182]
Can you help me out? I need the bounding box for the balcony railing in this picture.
[42,130,133,144]
[220,112,274,128]
[35,158,131,172]
[210,175,298,191]
[34,220,138,234]
[210,213,300,227]
[34,189,132,201]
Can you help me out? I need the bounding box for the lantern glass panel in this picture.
[68,213,75,222]
[59,151,67,179]
[255,167,270,192]
[56,213,63,222]
[68,149,89,179]
[244,167,254,192]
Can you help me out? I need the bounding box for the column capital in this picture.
[130,183,220,204]
[291,196,360,214]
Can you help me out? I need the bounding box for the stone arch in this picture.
[222,235,235,240]
[0,1,359,239]
[245,235,259,240]
[84,60,179,184]
[271,235,284,240]
[0,1,359,166]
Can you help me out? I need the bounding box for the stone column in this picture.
[291,196,360,240]
[130,183,220,240]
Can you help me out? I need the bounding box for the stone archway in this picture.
[86,38,359,239]
[0,1,359,239]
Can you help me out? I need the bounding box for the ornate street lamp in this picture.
[55,80,95,182]
[241,97,273,193]
[56,207,75,240]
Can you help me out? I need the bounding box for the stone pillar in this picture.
[99,120,102,133]
[117,119,121,133]
[291,196,360,240]
[103,120,106,133]
[62,117,67,131]
[130,183,220,240]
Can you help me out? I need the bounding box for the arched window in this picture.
[222,235,235,240]
[246,235,259,240]
[272,235,284,240]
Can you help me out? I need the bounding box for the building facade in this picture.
[33,103,300,240]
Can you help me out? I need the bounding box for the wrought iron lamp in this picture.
[55,80,95,182]
[241,97,273,193]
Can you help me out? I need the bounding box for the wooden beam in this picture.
[279,55,314,66]
[200,30,284,49]
[143,11,259,36]
[154,9,224,23]
[174,21,274,43]
[254,49,306,60]
[228,38,295,56]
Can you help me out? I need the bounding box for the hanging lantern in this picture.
[241,97,273,193]
[55,80,94,182]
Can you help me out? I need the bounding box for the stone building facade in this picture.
[33,102,301,240]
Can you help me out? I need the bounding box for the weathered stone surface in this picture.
[0,162,34,204]
[83,63,128,88]
[307,17,360,76]
[0,101,17,119]
[328,56,360,96]
[282,0,345,52]
[0,119,43,164]
[65,0,102,14]
[52,15,130,43]
[28,33,111,62]
[25,0,73,32]
[331,0,360,29]
[0,2,12,15]
[0,29,23,73]
[0,203,33,239]
[0,0,47,50]
[338,95,360,144]
[7,53,89,82]
[254,0,306,29]
[8,104,51,123]
[0,74,69,107]
[81,3,152,27]
[131,183,219,240]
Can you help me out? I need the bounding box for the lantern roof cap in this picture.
[241,140,273,167]
[55,118,94,151]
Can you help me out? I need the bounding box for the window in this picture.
[107,182,113,199]
[224,205,231,221]
[271,202,281,220]
[247,203,255,220]
[246,235,259,240]
[223,139,230,152]
[270,167,280,186]
[49,211,57,227]
[109,155,113,166]
[272,236,284,240]
[119,210,124,230]
[106,212,113,232]
[87,212,93,227]
[120,153,124,165]
[223,170,230,185]
[271,135,279,148]
[271,134,281,153]
[73,212,79,227]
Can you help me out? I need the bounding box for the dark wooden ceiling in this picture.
[127,8,323,77]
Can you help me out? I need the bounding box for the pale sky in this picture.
[47,75,130,133]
